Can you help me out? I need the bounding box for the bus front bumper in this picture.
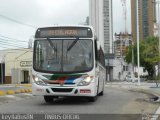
[32,82,97,97]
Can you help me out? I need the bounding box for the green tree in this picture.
[125,36,159,79]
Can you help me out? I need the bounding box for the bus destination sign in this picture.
[35,27,93,38]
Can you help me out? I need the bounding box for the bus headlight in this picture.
[78,76,93,86]
[32,75,46,85]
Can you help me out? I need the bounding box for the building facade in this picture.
[103,0,114,81]
[1,49,32,84]
[113,32,133,81]
[89,0,114,81]
[104,0,113,54]
[89,0,104,50]
[131,0,156,41]
[114,33,132,58]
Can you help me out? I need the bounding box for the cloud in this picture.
[0,0,89,49]
[0,0,89,26]
[0,0,131,50]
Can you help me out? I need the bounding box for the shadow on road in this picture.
[40,97,97,105]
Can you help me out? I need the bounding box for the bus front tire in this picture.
[44,96,55,103]
[88,96,97,102]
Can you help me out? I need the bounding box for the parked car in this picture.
[125,75,138,82]
[125,74,147,82]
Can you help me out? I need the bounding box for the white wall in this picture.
[4,49,33,84]
[113,58,132,81]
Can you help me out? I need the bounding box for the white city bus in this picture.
[32,26,106,102]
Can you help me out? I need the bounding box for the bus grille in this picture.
[51,88,73,92]
[49,83,75,85]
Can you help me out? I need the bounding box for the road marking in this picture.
[6,95,15,98]
[152,104,160,120]
[155,105,160,114]
[23,93,32,96]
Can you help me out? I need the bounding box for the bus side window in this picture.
[94,39,105,67]
[94,39,98,61]
[99,47,105,67]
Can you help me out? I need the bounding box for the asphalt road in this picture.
[0,86,158,115]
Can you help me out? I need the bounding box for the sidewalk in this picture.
[106,81,160,98]
[106,81,160,116]
[0,84,32,96]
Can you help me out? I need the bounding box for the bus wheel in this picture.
[99,91,103,96]
[88,96,97,102]
[99,85,104,96]
[44,96,54,103]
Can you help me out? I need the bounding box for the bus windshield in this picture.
[33,39,93,73]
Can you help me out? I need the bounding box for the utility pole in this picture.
[157,1,160,78]
[131,36,135,82]
[136,0,140,85]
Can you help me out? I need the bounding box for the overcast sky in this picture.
[113,0,131,34]
[0,0,131,50]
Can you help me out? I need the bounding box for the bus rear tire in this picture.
[44,96,55,103]
[99,91,103,96]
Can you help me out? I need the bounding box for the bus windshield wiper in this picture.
[47,39,58,59]
[47,39,57,52]
[67,38,79,52]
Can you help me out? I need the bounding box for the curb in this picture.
[4,84,32,87]
[0,91,6,96]
[137,88,160,97]
[15,84,32,87]
[105,84,160,100]
[0,88,32,96]
[6,90,15,95]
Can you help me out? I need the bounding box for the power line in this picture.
[0,38,27,44]
[0,40,26,45]
[0,45,26,49]
[0,37,28,45]
[0,46,11,49]
[0,36,27,43]
[0,34,27,42]
[0,39,27,47]
[0,48,32,51]
[0,46,24,50]
[0,14,37,29]
[0,42,26,48]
